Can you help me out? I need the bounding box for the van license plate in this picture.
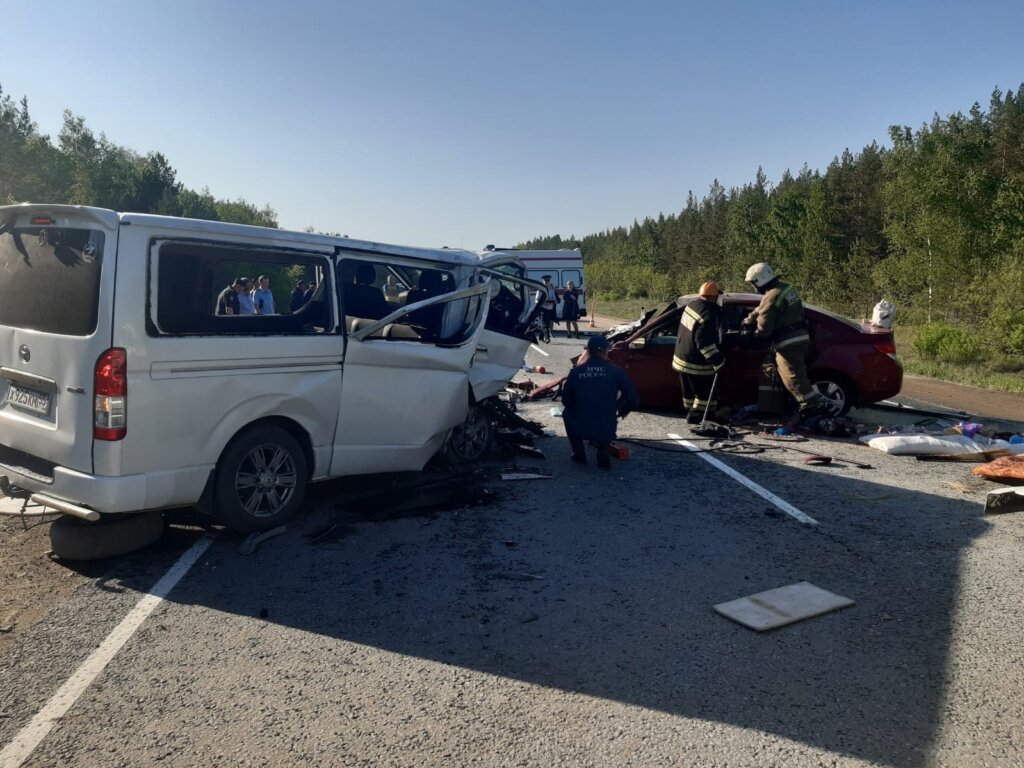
[7,384,51,415]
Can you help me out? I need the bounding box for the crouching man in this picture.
[562,335,640,469]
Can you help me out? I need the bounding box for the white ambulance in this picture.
[482,247,586,320]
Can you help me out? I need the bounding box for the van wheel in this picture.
[50,511,164,561]
[214,426,308,533]
[443,404,494,463]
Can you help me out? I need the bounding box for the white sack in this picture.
[859,434,982,455]
[871,300,896,329]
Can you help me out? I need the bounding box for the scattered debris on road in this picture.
[984,487,1024,514]
[714,581,854,631]
[239,525,288,555]
[973,454,1024,482]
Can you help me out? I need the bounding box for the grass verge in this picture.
[589,298,656,323]
[894,326,1024,394]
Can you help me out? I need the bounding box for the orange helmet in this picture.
[699,281,722,298]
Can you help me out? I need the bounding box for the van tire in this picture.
[443,404,494,464]
[213,426,308,534]
[50,511,165,561]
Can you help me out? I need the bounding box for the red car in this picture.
[604,294,903,415]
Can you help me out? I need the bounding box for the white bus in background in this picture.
[481,246,586,320]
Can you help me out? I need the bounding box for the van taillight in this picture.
[873,339,897,358]
[94,348,127,441]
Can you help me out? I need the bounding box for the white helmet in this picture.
[745,262,776,289]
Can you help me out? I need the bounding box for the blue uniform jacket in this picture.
[562,357,640,444]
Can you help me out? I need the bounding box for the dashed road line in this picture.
[0,534,215,768]
[667,433,819,526]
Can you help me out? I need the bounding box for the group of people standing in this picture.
[216,276,277,316]
[536,274,583,342]
[561,261,826,467]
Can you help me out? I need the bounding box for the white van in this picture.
[485,247,586,320]
[0,204,533,532]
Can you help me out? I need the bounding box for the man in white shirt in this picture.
[237,278,256,316]
[253,275,276,315]
[534,275,559,343]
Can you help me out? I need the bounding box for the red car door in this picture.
[716,300,772,407]
[618,340,680,409]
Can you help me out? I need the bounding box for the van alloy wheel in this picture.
[214,426,308,533]
[444,404,494,463]
[234,443,299,518]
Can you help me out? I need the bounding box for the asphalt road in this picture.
[1,332,1022,767]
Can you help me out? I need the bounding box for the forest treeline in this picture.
[521,86,1024,364]
[0,84,278,229]
[3,82,1023,366]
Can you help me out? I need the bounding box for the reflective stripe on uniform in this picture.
[680,305,702,331]
[699,344,720,358]
[673,354,714,373]
[773,285,797,308]
[676,359,715,374]
[774,331,810,349]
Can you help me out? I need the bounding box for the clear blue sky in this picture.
[4,0,1022,249]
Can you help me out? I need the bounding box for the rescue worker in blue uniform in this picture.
[562,335,639,468]
[672,281,726,424]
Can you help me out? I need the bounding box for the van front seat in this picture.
[405,271,448,332]
[343,263,390,320]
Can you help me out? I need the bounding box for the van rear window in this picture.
[0,226,105,336]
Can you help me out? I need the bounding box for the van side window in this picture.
[148,242,334,336]
[339,258,457,341]
[526,269,549,284]
[485,265,529,334]
[561,270,582,288]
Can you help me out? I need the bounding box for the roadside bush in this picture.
[912,322,983,364]
[1005,320,1024,356]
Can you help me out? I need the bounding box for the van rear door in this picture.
[0,205,118,476]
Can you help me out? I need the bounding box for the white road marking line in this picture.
[667,433,819,526]
[0,534,215,768]
[529,344,550,357]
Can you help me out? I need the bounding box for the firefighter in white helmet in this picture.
[672,281,726,424]
[740,263,827,417]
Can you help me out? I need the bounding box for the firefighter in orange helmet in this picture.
[672,282,726,424]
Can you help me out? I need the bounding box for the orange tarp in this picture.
[973,455,1024,483]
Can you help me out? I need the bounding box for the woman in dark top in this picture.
[562,281,581,338]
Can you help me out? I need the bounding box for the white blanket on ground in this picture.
[859,434,1013,455]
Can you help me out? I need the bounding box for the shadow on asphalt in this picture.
[101,450,987,768]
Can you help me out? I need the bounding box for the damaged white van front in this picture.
[0,204,494,534]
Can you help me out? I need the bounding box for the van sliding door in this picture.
[331,280,491,476]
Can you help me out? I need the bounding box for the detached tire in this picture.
[50,511,165,561]
[214,426,308,533]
